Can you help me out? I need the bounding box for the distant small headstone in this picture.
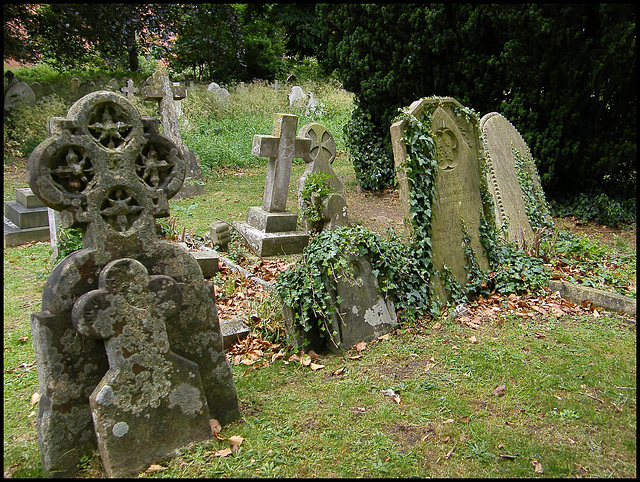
[4,81,36,111]
[41,81,54,96]
[305,91,323,116]
[3,187,50,247]
[207,81,230,102]
[207,82,221,92]
[391,97,490,302]
[119,78,138,98]
[31,81,43,97]
[288,85,306,107]
[481,112,553,242]
[105,78,119,91]
[70,77,81,93]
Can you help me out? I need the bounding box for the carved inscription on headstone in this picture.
[391,97,490,302]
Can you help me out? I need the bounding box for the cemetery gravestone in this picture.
[295,122,348,232]
[143,69,206,198]
[120,79,139,98]
[4,187,51,247]
[31,81,43,97]
[288,85,306,107]
[232,113,310,256]
[391,97,490,302]
[480,111,552,243]
[105,78,120,91]
[4,81,36,111]
[70,77,81,93]
[27,90,239,476]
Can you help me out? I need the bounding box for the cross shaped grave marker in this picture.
[72,258,211,478]
[233,114,311,256]
[120,79,139,98]
[142,69,204,198]
[26,90,239,476]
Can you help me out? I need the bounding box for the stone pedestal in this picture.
[233,208,308,257]
[4,187,50,247]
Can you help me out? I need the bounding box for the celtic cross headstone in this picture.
[295,122,348,232]
[27,90,239,476]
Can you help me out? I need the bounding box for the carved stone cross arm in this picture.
[252,113,311,213]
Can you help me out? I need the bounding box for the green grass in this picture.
[3,78,636,478]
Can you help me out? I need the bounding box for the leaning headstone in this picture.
[288,85,306,107]
[3,187,50,247]
[283,233,398,354]
[27,90,239,476]
[207,81,230,102]
[41,81,54,96]
[209,221,232,251]
[207,81,221,92]
[4,81,36,111]
[296,122,348,232]
[143,69,206,198]
[232,113,310,256]
[48,207,62,260]
[391,97,490,302]
[481,112,553,243]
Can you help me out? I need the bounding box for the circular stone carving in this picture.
[299,123,336,165]
[434,128,458,170]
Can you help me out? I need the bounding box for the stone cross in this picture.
[26,90,239,476]
[120,78,138,98]
[72,258,211,478]
[252,113,311,212]
[142,69,205,198]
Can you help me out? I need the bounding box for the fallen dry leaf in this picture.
[309,362,325,371]
[228,435,244,453]
[531,459,544,474]
[288,354,301,363]
[432,322,442,329]
[442,418,454,424]
[30,392,40,406]
[210,419,222,436]
[214,448,233,457]
[332,367,346,376]
[354,341,367,352]
[301,354,312,366]
[492,384,506,396]
[145,464,165,473]
[18,336,28,343]
[469,335,478,344]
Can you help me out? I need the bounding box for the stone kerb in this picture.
[391,97,490,302]
[480,112,552,245]
[295,122,348,232]
[26,90,239,476]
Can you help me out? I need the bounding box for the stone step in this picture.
[4,217,51,247]
[4,201,49,229]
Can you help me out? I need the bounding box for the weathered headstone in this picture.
[48,207,62,260]
[232,113,310,256]
[105,78,120,91]
[283,246,398,354]
[143,69,206,198]
[70,77,81,93]
[72,258,212,478]
[391,97,490,302]
[4,187,50,247]
[207,81,230,102]
[41,81,54,96]
[4,81,36,111]
[480,112,553,243]
[27,90,239,476]
[305,91,323,116]
[296,122,348,232]
[209,221,232,251]
[288,85,306,107]
[31,81,43,97]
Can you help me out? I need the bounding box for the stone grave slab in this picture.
[4,187,50,247]
[391,97,490,302]
[296,122,347,232]
[233,113,310,256]
[481,111,553,243]
[143,69,205,199]
[27,90,239,476]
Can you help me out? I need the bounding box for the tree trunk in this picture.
[128,45,139,72]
